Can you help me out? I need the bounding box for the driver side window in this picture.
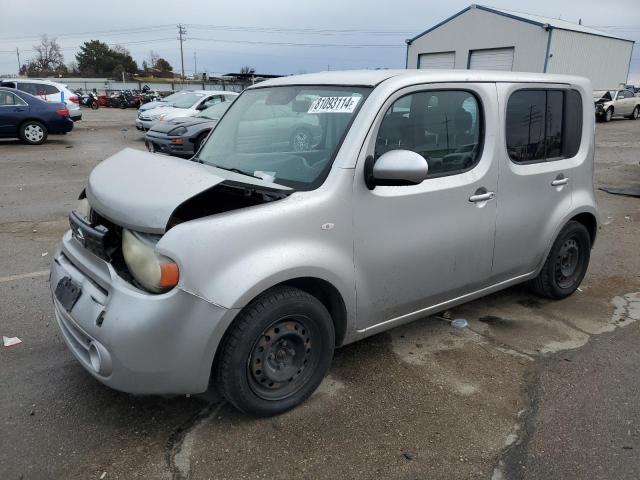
[375,90,482,178]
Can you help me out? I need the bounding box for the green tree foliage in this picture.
[75,40,138,78]
[154,58,173,72]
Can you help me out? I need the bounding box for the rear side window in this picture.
[506,89,582,163]
[375,90,483,178]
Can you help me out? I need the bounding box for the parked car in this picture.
[137,90,191,114]
[135,90,237,131]
[593,88,640,121]
[145,102,232,157]
[0,87,74,144]
[51,70,597,416]
[1,79,82,121]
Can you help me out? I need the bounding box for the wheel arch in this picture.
[570,211,597,246]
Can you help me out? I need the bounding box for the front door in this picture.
[492,84,583,281]
[352,83,499,331]
[0,91,28,134]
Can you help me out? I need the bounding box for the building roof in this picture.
[252,69,591,89]
[408,4,634,44]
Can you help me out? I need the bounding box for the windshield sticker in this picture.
[308,96,361,114]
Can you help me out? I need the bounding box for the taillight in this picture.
[69,95,79,104]
[56,108,70,116]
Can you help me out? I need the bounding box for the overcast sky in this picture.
[1,0,638,78]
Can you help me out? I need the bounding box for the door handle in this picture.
[551,178,569,186]
[469,191,496,203]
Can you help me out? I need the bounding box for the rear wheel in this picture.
[530,221,591,299]
[628,106,639,120]
[19,121,48,145]
[215,286,335,416]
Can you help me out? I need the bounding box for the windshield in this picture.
[197,85,370,190]
[197,101,231,119]
[172,92,206,109]
[161,91,188,104]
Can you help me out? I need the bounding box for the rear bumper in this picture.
[50,230,238,395]
[69,110,82,121]
[50,118,75,134]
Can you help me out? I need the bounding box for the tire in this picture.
[628,106,639,120]
[530,221,591,300]
[90,101,99,110]
[215,286,335,416]
[290,128,312,152]
[19,121,48,145]
[604,107,613,122]
[192,131,209,154]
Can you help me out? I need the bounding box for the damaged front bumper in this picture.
[50,230,238,395]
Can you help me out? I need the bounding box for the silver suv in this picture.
[50,70,597,416]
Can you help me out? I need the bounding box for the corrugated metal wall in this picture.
[547,29,633,89]
[407,7,548,71]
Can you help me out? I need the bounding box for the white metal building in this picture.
[405,4,635,89]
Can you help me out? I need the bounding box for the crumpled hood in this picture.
[86,148,290,234]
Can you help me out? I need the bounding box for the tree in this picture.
[75,40,138,78]
[240,65,256,75]
[21,35,67,77]
[148,51,160,69]
[154,58,173,72]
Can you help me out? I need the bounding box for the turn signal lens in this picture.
[56,108,70,116]
[121,229,179,293]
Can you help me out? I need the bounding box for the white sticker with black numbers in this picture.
[308,96,361,114]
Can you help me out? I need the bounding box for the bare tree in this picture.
[239,65,256,75]
[32,35,65,73]
[112,44,131,56]
[148,51,160,69]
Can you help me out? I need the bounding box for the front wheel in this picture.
[604,107,613,122]
[215,286,335,416]
[20,121,48,145]
[90,100,99,110]
[530,221,591,299]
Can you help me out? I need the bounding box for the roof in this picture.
[408,4,634,44]
[252,69,591,89]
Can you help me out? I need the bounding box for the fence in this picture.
[43,77,255,94]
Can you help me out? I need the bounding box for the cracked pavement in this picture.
[1,110,639,479]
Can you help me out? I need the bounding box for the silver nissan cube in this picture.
[50,70,597,416]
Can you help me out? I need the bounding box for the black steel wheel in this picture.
[247,316,321,401]
[530,221,591,299]
[215,286,335,416]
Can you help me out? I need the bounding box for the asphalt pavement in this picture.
[1,109,639,480]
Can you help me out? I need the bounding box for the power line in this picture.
[0,25,176,42]
[186,23,413,36]
[188,37,404,48]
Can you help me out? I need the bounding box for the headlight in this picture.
[121,229,179,293]
[77,197,90,219]
[168,126,187,136]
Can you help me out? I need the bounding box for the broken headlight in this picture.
[121,229,179,293]
[77,197,90,219]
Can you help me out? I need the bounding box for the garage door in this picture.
[469,47,514,71]
[418,52,455,69]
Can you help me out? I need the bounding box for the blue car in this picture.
[0,86,74,145]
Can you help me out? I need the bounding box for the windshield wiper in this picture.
[212,165,261,180]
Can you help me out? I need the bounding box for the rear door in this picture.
[492,84,584,281]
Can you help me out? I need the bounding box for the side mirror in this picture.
[364,150,429,190]
[196,103,207,111]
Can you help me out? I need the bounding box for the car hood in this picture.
[149,117,214,133]
[141,106,175,118]
[86,148,291,234]
[139,100,167,112]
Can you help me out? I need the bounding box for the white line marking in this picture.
[0,270,49,283]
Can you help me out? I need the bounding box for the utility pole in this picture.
[194,51,197,77]
[177,24,187,83]
[16,48,21,75]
